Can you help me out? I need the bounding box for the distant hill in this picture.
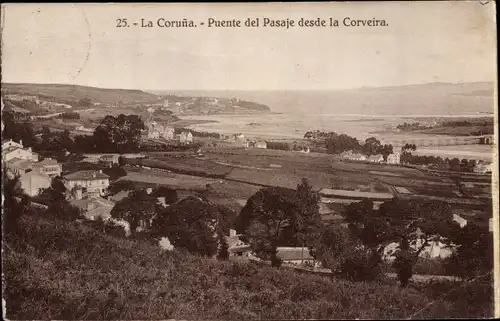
[2,83,159,105]
[1,83,272,114]
[171,82,494,116]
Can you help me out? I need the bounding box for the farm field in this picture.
[120,169,220,190]
[413,144,494,162]
[127,145,492,218]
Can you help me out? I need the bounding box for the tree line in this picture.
[304,130,394,159]
[3,111,201,159]
[4,172,492,288]
[400,143,482,172]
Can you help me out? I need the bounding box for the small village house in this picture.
[63,170,110,196]
[474,161,492,174]
[70,196,115,221]
[2,138,23,150]
[386,152,401,165]
[99,154,120,166]
[180,131,193,144]
[32,158,62,178]
[19,171,52,197]
[367,154,384,163]
[162,127,175,140]
[345,153,367,162]
[2,140,39,162]
[255,141,267,149]
[147,128,160,139]
[340,150,353,158]
[276,247,320,268]
[4,158,33,176]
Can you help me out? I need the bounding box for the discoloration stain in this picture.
[73,6,92,80]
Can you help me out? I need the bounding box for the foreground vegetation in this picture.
[3,214,493,319]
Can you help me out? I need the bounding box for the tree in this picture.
[106,180,137,196]
[294,178,322,248]
[111,189,159,236]
[444,222,493,280]
[236,187,298,267]
[78,97,92,107]
[236,180,321,268]
[40,176,67,203]
[310,224,359,274]
[93,114,145,153]
[151,196,221,256]
[381,144,394,160]
[40,177,82,221]
[325,133,362,154]
[343,198,454,286]
[118,155,126,167]
[58,130,74,153]
[363,137,382,156]
[401,143,417,154]
[3,170,31,236]
[2,110,37,148]
[151,186,179,205]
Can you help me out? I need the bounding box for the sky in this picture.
[1,2,497,91]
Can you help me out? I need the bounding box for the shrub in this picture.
[338,248,383,282]
[3,214,493,319]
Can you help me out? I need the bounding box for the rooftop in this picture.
[110,190,131,202]
[36,158,59,166]
[3,146,23,153]
[319,188,394,200]
[277,247,314,261]
[64,170,109,180]
[6,157,33,169]
[70,197,115,210]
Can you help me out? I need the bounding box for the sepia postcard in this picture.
[1,1,498,320]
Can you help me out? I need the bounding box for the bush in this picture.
[338,248,383,282]
[3,214,493,319]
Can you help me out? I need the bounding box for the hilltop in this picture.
[1,83,272,115]
[2,83,159,105]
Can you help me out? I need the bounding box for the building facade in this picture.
[19,171,52,197]
[32,158,62,178]
[180,131,193,144]
[2,145,39,162]
[386,152,401,165]
[63,170,110,195]
[4,158,33,176]
[368,154,384,163]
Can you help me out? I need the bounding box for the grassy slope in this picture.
[2,83,159,104]
[3,215,493,319]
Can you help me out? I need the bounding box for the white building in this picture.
[63,170,110,196]
[346,153,366,162]
[19,171,52,197]
[70,196,115,221]
[474,162,492,174]
[147,122,175,140]
[180,131,193,144]
[387,152,401,165]
[255,141,267,149]
[2,139,24,150]
[32,158,62,178]
[2,145,39,162]
[367,154,384,163]
[4,157,33,176]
